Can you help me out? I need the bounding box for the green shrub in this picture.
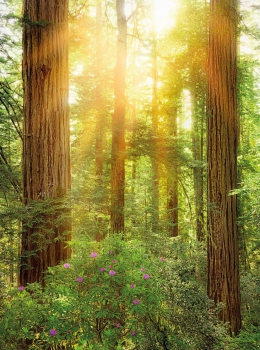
[0,235,226,349]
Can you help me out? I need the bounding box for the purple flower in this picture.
[130,283,135,289]
[109,250,113,255]
[49,329,57,336]
[143,273,150,280]
[161,257,165,262]
[90,252,98,258]
[133,299,140,305]
[109,270,116,276]
[64,263,70,268]
[141,267,146,272]
[132,331,137,336]
[114,323,120,328]
[18,286,24,291]
[100,267,106,272]
[77,277,83,282]
[112,259,117,264]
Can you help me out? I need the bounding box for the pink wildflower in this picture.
[90,252,98,258]
[49,329,57,336]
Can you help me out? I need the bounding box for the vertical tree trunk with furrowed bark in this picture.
[167,106,178,237]
[151,0,159,233]
[95,1,104,179]
[20,0,71,286]
[191,91,205,242]
[207,0,241,335]
[110,0,126,234]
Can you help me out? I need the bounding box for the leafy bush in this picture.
[0,236,226,349]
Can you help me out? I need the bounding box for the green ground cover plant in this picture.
[0,235,258,350]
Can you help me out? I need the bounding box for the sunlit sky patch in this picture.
[125,0,179,33]
[154,0,179,33]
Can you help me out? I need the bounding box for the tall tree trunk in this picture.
[167,106,178,237]
[95,1,104,179]
[191,90,205,241]
[20,0,71,286]
[151,1,159,233]
[110,0,126,234]
[207,0,241,335]
[94,2,105,242]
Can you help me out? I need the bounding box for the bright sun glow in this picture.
[125,0,179,33]
[154,0,179,32]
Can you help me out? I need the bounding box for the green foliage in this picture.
[21,15,52,28]
[223,326,260,350]
[0,0,23,303]
[0,235,225,350]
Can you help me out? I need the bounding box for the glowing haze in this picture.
[154,0,179,32]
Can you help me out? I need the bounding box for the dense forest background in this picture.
[0,0,260,349]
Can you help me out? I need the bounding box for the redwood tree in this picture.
[167,105,179,237]
[151,4,159,233]
[95,1,105,179]
[110,0,127,234]
[207,0,241,335]
[20,0,71,285]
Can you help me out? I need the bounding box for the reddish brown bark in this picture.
[95,1,105,179]
[207,0,241,335]
[110,0,126,234]
[20,0,71,286]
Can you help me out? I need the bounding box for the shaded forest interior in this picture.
[0,0,260,349]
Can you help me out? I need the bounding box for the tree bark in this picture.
[167,106,178,237]
[20,0,71,286]
[95,1,104,179]
[207,0,241,335]
[151,1,159,233]
[110,0,126,234]
[191,91,205,241]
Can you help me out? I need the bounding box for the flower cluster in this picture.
[90,252,98,258]
[49,329,57,336]
[56,248,159,342]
